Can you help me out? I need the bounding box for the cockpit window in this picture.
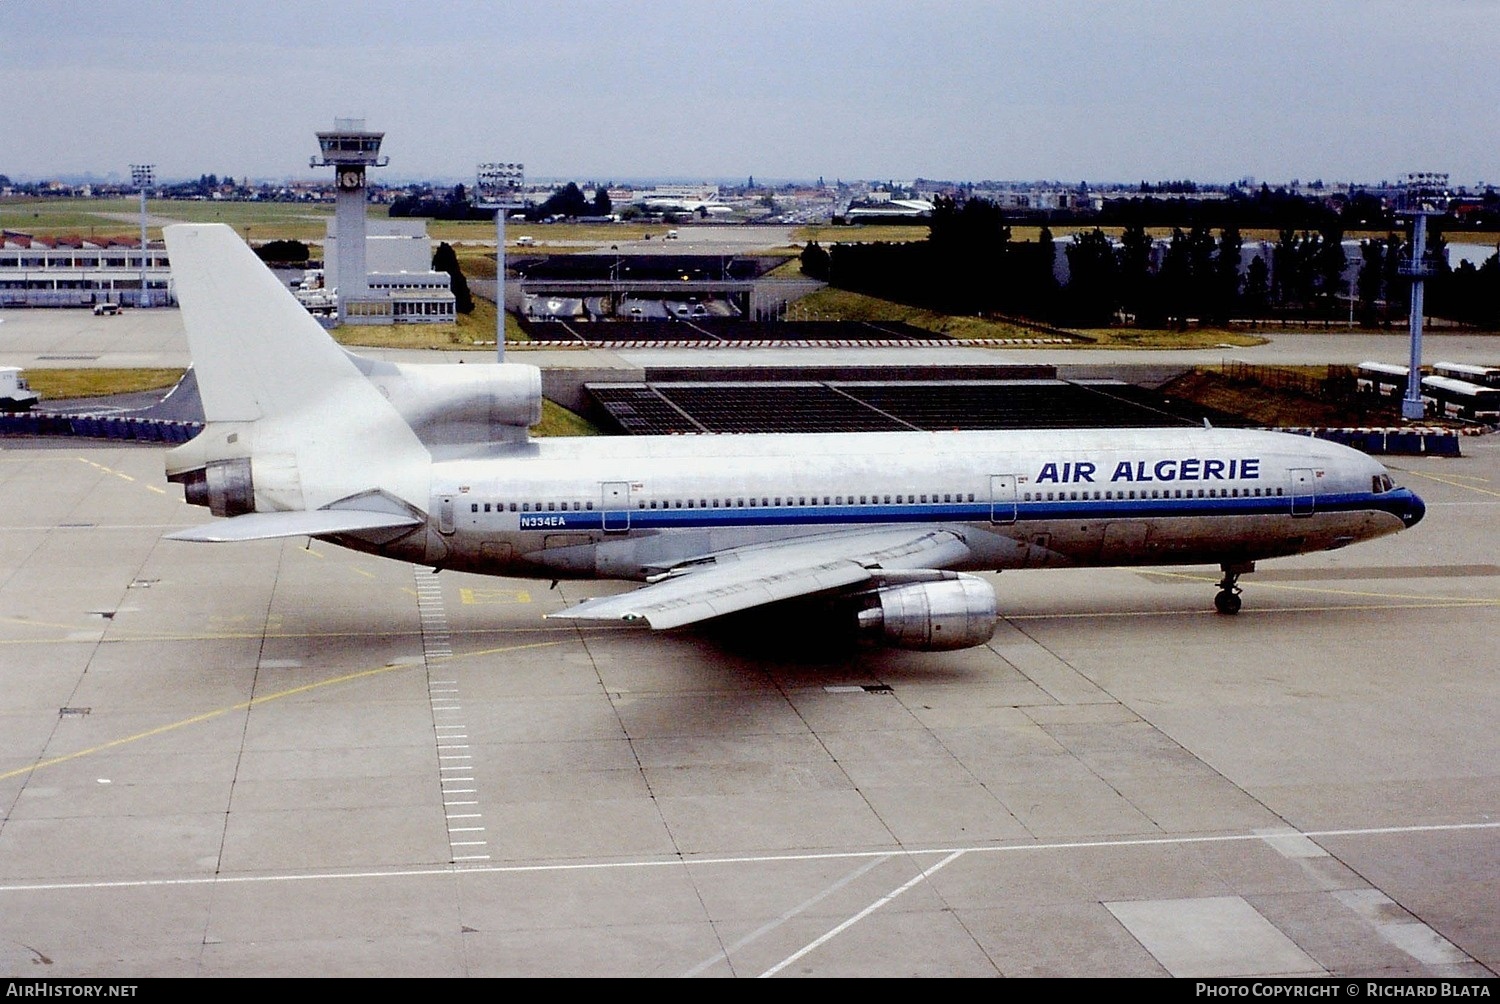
[1372,474,1394,493]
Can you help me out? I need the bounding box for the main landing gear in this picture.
[1214,561,1254,615]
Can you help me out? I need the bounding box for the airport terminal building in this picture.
[0,222,455,322]
[0,232,172,308]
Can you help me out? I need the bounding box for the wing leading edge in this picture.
[549,527,973,629]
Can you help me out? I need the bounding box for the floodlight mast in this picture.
[476,162,525,362]
[1396,172,1450,421]
[130,164,154,307]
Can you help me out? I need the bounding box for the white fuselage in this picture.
[353,427,1423,580]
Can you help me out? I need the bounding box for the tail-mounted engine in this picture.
[855,575,998,651]
[168,458,255,517]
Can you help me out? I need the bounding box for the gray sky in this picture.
[4,0,1497,187]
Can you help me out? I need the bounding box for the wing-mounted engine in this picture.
[347,354,543,450]
[855,574,998,651]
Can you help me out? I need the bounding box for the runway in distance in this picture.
[161,224,1425,651]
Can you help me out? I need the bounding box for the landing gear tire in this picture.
[1214,562,1250,615]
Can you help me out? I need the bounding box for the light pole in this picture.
[130,164,154,307]
[476,162,525,362]
[1396,173,1449,422]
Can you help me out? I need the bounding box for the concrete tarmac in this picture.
[0,435,1495,977]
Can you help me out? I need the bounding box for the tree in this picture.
[254,239,310,264]
[1158,228,1193,327]
[1063,229,1119,325]
[432,242,474,314]
[1243,255,1271,320]
[799,241,830,281]
[1312,226,1347,313]
[1211,227,1243,323]
[1116,222,1156,325]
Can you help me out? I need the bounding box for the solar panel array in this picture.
[522,319,945,343]
[585,380,1244,435]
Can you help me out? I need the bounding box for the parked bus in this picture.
[1356,362,1411,397]
[1432,361,1500,389]
[1421,375,1500,422]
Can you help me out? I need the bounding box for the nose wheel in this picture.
[1214,563,1249,615]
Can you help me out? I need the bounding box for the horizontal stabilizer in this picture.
[167,509,422,543]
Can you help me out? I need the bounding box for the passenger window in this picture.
[471,504,479,513]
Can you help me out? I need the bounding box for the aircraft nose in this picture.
[1397,489,1425,528]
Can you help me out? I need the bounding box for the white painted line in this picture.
[759,851,965,978]
[682,854,891,978]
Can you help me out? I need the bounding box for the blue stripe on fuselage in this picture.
[506,490,1415,532]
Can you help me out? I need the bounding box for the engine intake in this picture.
[856,576,998,651]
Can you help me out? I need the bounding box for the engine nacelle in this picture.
[355,359,543,447]
[168,457,255,517]
[856,576,998,651]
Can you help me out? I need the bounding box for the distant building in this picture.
[323,219,456,323]
[0,232,172,308]
[843,198,934,223]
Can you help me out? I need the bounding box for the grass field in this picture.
[25,368,185,400]
[793,286,1267,348]
[0,197,335,241]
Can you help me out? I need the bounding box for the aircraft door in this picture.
[601,481,631,533]
[989,475,1017,524]
[1289,468,1315,517]
[437,496,456,535]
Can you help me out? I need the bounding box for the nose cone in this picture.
[1395,489,1425,528]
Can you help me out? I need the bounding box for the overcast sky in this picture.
[4,0,1496,187]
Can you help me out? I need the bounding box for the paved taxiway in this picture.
[0,434,1496,977]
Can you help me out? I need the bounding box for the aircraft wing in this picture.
[549,527,973,629]
[166,509,422,542]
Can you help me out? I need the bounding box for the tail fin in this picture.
[164,224,430,524]
[165,223,371,423]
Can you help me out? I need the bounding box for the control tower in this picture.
[311,119,388,321]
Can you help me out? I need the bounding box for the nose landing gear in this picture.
[1214,561,1254,615]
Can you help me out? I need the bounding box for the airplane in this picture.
[161,224,1425,651]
